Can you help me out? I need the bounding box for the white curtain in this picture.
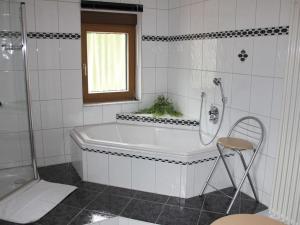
[87,32,127,93]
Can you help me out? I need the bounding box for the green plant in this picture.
[137,95,182,117]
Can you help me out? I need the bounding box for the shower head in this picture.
[213,78,226,104]
[213,78,222,86]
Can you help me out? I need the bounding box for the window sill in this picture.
[83,99,141,107]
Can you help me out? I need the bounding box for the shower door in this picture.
[0,0,37,200]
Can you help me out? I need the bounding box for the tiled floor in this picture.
[0,163,267,225]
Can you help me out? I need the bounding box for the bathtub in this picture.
[70,122,234,198]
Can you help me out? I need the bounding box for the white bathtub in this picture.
[70,122,234,198]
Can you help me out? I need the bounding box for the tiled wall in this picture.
[164,0,292,206]
[21,0,169,167]
[0,0,291,206]
[0,1,32,169]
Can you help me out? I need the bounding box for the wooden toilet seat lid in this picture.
[211,214,285,225]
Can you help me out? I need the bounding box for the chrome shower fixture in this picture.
[213,77,226,103]
[1,44,23,51]
[198,77,227,145]
[213,78,222,86]
[209,105,219,124]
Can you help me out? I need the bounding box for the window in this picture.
[81,11,136,103]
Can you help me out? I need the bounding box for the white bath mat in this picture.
[0,179,77,224]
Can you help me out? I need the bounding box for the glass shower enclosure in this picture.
[0,0,38,200]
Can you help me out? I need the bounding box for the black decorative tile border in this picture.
[0,31,81,39]
[116,113,200,127]
[0,31,21,38]
[27,32,80,39]
[142,25,289,42]
[83,147,235,165]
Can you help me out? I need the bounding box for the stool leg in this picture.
[200,154,221,196]
[238,151,259,202]
[217,144,236,189]
[226,148,259,214]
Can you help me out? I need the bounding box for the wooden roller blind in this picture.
[81,11,137,26]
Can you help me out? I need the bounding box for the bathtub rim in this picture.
[70,122,232,164]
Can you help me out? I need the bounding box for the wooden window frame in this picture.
[81,21,136,103]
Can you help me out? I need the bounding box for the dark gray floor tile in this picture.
[133,190,169,203]
[61,189,98,209]
[121,199,163,223]
[240,198,267,214]
[197,211,224,225]
[156,205,200,225]
[76,181,108,193]
[37,204,81,225]
[202,194,240,214]
[38,163,81,186]
[204,187,237,198]
[86,193,131,215]
[69,209,115,225]
[105,186,136,197]
[167,196,205,210]
[0,220,19,225]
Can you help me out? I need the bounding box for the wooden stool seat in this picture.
[217,137,253,151]
[211,214,285,225]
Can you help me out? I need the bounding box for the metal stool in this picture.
[211,214,285,225]
[200,116,265,214]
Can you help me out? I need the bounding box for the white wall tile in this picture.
[0,133,22,164]
[27,39,38,70]
[62,99,83,127]
[35,0,58,32]
[155,162,181,196]
[132,158,156,192]
[275,36,289,77]
[83,106,103,125]
[33,130,44,159]
[203,0,219,33]
[103,104,121,123]
[271,78,284,119]
[233,38,254,75]
[58,2,80,33]
[218,0,236,31]
[255,0,280,28]
[29,71,39,101]
[203,39,217,71]
[236,0,257,29]
[140,0,157,8]
[190,40,203,70]
[191,2,204,34]
[142,42,156,67]
[31,101,41,130]
[40,100,63,129]
[250,76,273,116]
[252,36,277,77]
[142,8,157,35]
[142,68,156,94]
[268,118,280,158]
[86,152,109,185]
[279,0,292,25]
[37,40,60,70]
[157,0,168,9]
[155,68,168,93]
[156,42,169,67]
[42,128,65,157]
[231,75,251,111]
[157,10,168,35]
[61,70,82,99]
[109,155,132,189]
[216,39,234,73]
[178,6,190,35]
[60,40,81,70]
[38,70,61,100]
